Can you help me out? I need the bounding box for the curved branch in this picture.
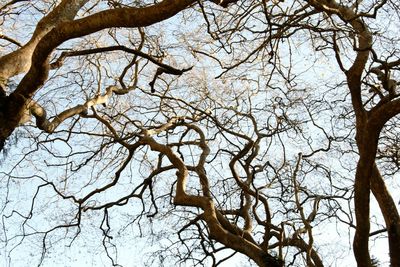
[270,235,324,267]
[30,85,133,133]
[13,0,196,99]
[0,0,90,82]
[0,34,22,47]
[50,45,191,74]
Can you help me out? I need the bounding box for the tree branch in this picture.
[30,85,134,133]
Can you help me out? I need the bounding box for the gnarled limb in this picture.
[140,119,281,267]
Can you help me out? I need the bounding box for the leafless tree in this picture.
[0,0,399,266]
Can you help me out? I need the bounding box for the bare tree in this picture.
[0,0,399,266]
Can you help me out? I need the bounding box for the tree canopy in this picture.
[0,0,399,266]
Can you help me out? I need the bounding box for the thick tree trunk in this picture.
[0,95,29,151]
[371,165,400,267]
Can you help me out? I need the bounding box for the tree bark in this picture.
[371,165,400,267]
[0,0,196,151]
